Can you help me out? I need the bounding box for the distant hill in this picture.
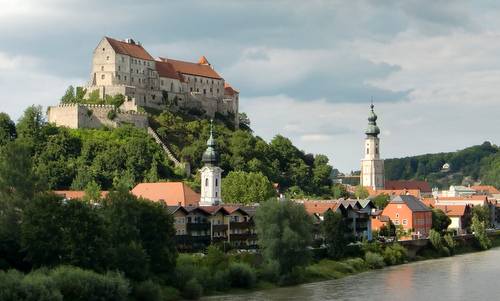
[384,142,499,189]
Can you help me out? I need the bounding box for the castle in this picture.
[48,36,239,128]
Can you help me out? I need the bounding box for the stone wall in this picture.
[47,104,148,129]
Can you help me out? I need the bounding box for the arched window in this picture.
[205,178,209,187]
[215,179,218,187]
[366,148,369,154]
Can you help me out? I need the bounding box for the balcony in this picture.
[230,233,257,241]
[212,224,228,232]
[229,221,253,229]
[187,222,210,231]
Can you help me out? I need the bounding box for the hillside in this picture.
[384,142,500,188]
[0,106,335,199]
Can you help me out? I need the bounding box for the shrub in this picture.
[343,258,368,272]
[228,262,256,289]
[361,241,383,255]
[443,234,456,254]
[22,272,63,301]
[210,270,231,292]
[383,244,407,265]
[257,260,280,283]
[50,266,129,301]
[132,280,162,301]
[181,278,202,300]
[429,229,443,251]
[160,286,180,301]
[107,110,117,120]
[365,252,385,269]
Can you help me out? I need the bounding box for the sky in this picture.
[1,0,499,172]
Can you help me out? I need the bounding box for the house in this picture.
[167,206,190,251]
[131,182,200,207]
[53,190,109,201]
[377,195,432,239]
[384,180,432,196]
[366,187,422,198]
[434,204,472,234]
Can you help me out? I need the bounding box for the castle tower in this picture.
[360,103,385,190]
[200,121,223,206]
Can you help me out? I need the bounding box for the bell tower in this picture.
[200,121,223,206]
[360,103,385,190]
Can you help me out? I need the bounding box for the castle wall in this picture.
[47,104,148,129]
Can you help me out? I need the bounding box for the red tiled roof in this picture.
[163,58,222,79]
[155,60,182,80]
[471,185,500,195]
[302,201,340,215]
[54,190,109,200]
[224,82,239,96]
[422,198,435,207]
[105,37,154,61]
[131,182,200,207]
[366,187,421,198]
[434,205,468,217]
[385,180,432,193]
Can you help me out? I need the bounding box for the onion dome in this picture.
[202,120,219,165]
[365,103,380,137]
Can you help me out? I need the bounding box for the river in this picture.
[205,247,500,301]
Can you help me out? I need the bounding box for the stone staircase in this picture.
[147,127,190,176]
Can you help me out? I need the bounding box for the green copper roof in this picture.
[365,103,380,137]
[202,120,219,165]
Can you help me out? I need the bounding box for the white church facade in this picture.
[360,104,385,190]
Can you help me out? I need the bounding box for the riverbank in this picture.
[201,232,500,300]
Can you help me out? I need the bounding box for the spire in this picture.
[202,120,218,165]
[365,101,380,137]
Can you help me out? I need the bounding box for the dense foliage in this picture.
[255,199,313,283]
[431,208,452,233]
[221,171,275,204]
[322,210,350,259]
[385,142,499,188]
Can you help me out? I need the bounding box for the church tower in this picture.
[360,103,385,190]
[200,121,223,206]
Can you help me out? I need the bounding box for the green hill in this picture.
[0,106,334,199]
[384,142,500,188]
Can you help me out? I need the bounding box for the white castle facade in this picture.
[48,37,239,128]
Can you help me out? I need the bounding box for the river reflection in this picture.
[205,248,500,301]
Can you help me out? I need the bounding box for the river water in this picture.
[205,248,500,301]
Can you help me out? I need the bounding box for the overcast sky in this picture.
[1,0,499,172]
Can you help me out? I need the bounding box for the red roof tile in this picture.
[385,180,432,193]
[105,37,154,61]
[163,58,222,79]
[54,190,109,200]
[131,182,200,207]
[155,60,182,80]
[224,82,239,96]
[434,205,468,217]
[471,185,500,195]
[302,201,340,215]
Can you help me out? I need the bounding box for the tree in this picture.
[372,193,390,209]
[222,171,275,204]
[0,112,17,145]
[471,215,491,250]
[431,208,451,233]
[331,183,349,199]
[82,181,101,203]
[322,210,349,258]
[61,86,75,103]
[255,199,312,282]
[0,140,38,200]
[354,185,369,199]
[16,105,45,147]
[472,205,491,227]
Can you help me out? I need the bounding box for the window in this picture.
[394,220,400,225]
[124,75,127,80]
[215,191,218,197]
[118,66,121,71]
[396,213,399,218]
[402,219,408,225]
[367,148,369,154]
[376,147,379,154]
[203,89,206,95]
[195,78,197,82]
[117,75,121,80]
[205,178,208,187]
[106,56,109,61]
[190,87,193,92]
[170,82,173,91]
[161,80,164,85]
[101,74,105,79]
[102,48,105,51]
[215,179,218,187]
[101,66,104,71]
[217,89,219,93]
[121,57,125,62]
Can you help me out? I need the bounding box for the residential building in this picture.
[434,204,472,234]
[384,180,432,196]
[376,195,432,239]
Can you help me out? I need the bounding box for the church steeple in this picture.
[365,103,380,137]
[200,120,223,206]
[202,120,219,166]
[360,102,385,190]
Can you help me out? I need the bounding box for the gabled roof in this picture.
[224,82,239,96]
[198,206,231,215]
[131,182,200,207]
[390,195,431,212]
[471,185,500,195]
[302,201,340,215]
[167,205,189,215]
[385,180,432,193]
[105,37,154,61]
[434,205,469,217]
[162,57,222,79]
[155,60,182,80]
[54,190,109,200]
